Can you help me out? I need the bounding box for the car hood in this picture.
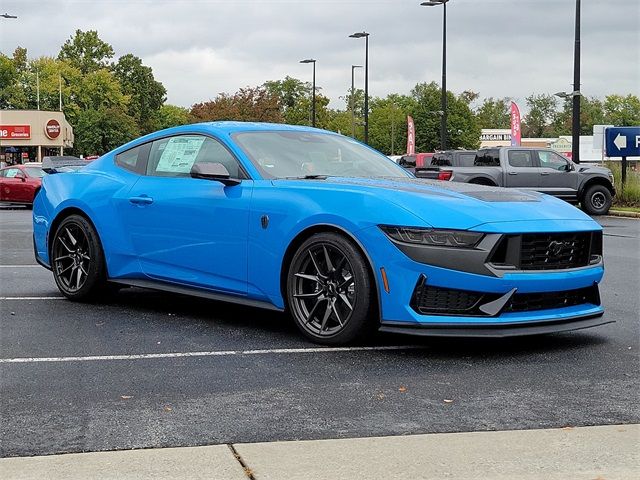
[275,176,598,231]
[574,164,611,175]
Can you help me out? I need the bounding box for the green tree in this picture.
[409,82,479,151]
[603,94,640,126]
[369,97,410,155]
[113,54,167,134]
[190,86,283,123]
[73,106,139,155]
[157,104,190,130]
[476,97,511,129]
[58,29,114,74]
[521,93,558,137]
[552,96,606,136]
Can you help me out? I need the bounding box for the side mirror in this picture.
[190,162,241,186]
[15,172,26,181]
[565,162,574,172]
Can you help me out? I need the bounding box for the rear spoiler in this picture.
[42,156,92,174]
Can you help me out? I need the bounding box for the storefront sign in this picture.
[45,119,61,139]
[0,125,31,139]
[551,137,572,152]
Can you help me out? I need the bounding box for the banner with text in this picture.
[510,102,521,146]
[406,116,415,154]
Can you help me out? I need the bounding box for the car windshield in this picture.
[233,131,410,179]
[25,167,45,178]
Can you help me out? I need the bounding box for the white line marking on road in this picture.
[0,345,425,364]
[0,296,64,300]
[0,265,40,268]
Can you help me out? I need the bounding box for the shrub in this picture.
[605,161,640,207]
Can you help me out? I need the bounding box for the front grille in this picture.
[520,232,591,270]
[506,286,599,312]
[410,276,600,317]
[489,231,600,271]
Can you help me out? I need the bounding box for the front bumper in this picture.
[357,224,607,334]
[379,312,610,338]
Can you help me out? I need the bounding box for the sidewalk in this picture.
[2,424,638,480]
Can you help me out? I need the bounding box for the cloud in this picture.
[1,0,638,110]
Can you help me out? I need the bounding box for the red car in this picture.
[0,163,45,208]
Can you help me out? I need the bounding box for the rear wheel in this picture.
[582,185,612,215]
[51,214,107,300]
[286,233,374,345]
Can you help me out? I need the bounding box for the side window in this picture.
[538,151,569,171]
[474,150,500,167]
[4,168,21,178]
[458,153,476,167]
[508,150,534,168]
[115,145,146,173]
[147,135,245,178]
[432,154,452,167]
[399,155,416,168]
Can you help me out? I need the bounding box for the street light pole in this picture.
[572,0,581,164]
[349,32,370,144]
[351,65,362,138]
[299,59,317,127]
[421,0,449,150]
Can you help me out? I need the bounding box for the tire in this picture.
[582,185,612,216]
[50,214,107,301]
[286,232,375,345]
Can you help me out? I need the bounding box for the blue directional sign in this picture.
[605,126,640,157]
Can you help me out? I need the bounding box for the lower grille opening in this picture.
[411,277,600,317]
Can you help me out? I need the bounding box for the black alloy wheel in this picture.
[51,214,106,300]
[583,185,612,216]
[287,232,374,344]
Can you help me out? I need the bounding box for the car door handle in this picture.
[129,195,154,205]
[508,172,518,175]
[541,172,551,176]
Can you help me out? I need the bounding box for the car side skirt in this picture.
[109,278,284,312]
[379,312,611,338]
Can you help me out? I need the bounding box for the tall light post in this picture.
[421,0,449,150]
[1,13,18,18]
[351,65,362,138]
[349,32,369,144]
[571,0,581,164]
[300,59,317,127]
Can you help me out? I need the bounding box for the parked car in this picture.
[34,123,607,345]
[418,147,615,215]
[0,163,45,207]
[398,153,434,173]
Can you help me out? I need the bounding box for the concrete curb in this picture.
[1,424,638,480]
[608,209,640,218]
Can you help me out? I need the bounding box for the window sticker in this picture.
[156,136,206,173]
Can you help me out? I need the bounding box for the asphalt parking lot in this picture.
[1,208,638,458]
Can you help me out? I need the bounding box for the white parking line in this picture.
[0,265,40,268]
[0,296,64,300]
[0,345,425,364]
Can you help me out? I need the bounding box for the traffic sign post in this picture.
[605,126,640,190]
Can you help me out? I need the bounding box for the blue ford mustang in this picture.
[33,122,608,344]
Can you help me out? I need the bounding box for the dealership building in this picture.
[0,110,74,165]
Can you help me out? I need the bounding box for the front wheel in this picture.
[286,233,375,345]
[51,214,107,300]
[582,185,612,215]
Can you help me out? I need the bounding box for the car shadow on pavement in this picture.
[93,287,609,357]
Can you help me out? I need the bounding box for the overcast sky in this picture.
[1,0,638,110]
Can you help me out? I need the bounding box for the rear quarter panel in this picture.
[34,157,141,276]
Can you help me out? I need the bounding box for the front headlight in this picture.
[380,226,484,248]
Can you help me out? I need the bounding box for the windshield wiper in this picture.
[282,175,329,180]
